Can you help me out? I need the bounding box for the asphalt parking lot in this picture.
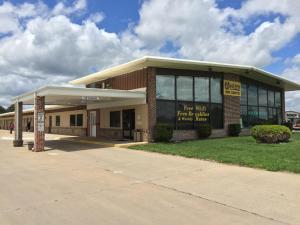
[0,130,299,225]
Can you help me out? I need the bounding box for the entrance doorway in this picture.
[89,111,97,137]
[122,109,135,139]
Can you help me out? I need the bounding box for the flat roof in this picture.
[70,56,300,91]
[11,86,146,105]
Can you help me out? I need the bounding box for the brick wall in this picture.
[34,96,45,152]
[146,67,156,142]
[223,73,241,133]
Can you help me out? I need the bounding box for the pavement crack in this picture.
[146,181,292,225]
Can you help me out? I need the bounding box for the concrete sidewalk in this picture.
[0,134,299,225]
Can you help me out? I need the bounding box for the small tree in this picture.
[6,104,15,112]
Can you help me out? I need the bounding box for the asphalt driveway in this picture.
[0,131,299,225]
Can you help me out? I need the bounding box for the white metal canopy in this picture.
[11,86,146,105]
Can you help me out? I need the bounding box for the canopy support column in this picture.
[34,95,45,152]
[13,101,23,147]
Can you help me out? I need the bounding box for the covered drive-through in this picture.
[11,86,146,151]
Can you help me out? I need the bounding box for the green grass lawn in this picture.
[129,132,300,173]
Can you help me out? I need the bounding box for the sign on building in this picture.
[224,80,241,96]
[37,112,45,132]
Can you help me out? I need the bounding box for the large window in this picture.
[211,77,222,103]
[156,75,175,100]
[240,81,282,127]
[176,76,193,101]
[70,114,83,127]
[110,111,121,128]
[195,77,209,102]
[156,74,223,130]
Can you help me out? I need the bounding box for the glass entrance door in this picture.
[122,109,135,139]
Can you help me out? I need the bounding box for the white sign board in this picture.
[37,112,45,132]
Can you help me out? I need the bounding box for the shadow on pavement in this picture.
[45,140,107,152]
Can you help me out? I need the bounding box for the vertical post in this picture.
[13,101,23,147]
[147,67,157,142]
[34,95,45,152]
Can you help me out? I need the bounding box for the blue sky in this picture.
[0,0,299,110]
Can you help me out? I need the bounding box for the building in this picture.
[1,56,300,151]
[285,111,300,125]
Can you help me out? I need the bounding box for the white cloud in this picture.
[0,0,300,109]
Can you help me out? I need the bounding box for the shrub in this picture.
[228,124,241,137]
[282,121,293,131]
[250,125,292,144]
[197,124,212,139]
[153,123,173,142]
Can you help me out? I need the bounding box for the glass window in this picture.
[210,104,223,129]
[156,100,175,128]
[70,115,76,126]
[241,83,247,105]
[156,75,175,100]
[194,103,210,127]
[268,90,275,107]
[176,102,194,129]
[195,77,209,102]
[76,114,83,127]
[259,107,268,120]
[275,91,281,107]
[110,111,120,128]
[177,76,193,101]
[70,114,83,127]
[248,85,258,106]
[55,116,60,127]
[248,106,258,125]
[211,77,222,103]
[258,88,268,106]
[240,105,248,128]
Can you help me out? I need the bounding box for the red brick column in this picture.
[34,96,45,152]
[13,101,23,147]
[146,67,156,142]
[223,74,241,133]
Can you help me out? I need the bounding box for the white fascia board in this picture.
[69,56,300,91]
[87,98,146,110]
[11,86,146,104]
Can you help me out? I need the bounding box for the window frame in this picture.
[156,73,224,130]
[240,78,283,127]
[55,115,61,127]
[70,114,84,127]
[109,111,121,128]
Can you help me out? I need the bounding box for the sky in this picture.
[0,0,300,111]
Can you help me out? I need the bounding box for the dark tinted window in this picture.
[56,116,60,127]
[70,115,76,126]
[210,104,223,129]
[110,111,120,127]
[156,100,175,128]
[77,114,83,127]
[176,102,194,129]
